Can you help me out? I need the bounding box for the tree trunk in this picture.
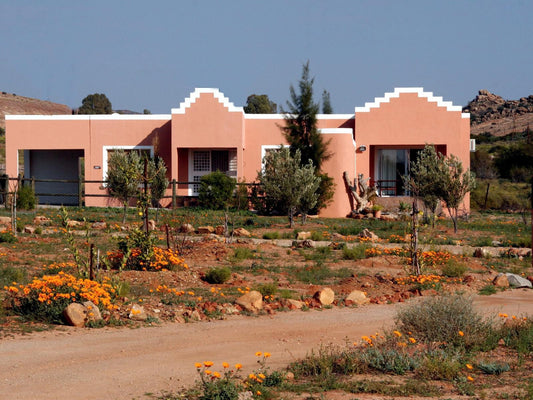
[288,207,295,228]
[411,199,420,276]
[301,213,307,225]
[484,182,491,209]
[122,203,127,224]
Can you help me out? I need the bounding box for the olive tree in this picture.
[257,147,320,227]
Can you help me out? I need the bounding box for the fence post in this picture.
[78,157,83,207]
[31,177,35,192]
[172,179,177,209]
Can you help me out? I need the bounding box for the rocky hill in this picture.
[0,91,71,130]
[464,89,533,137]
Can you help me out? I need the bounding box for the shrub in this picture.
[395,293,494,349]
[415,349,462,380]
[0,265,27,288]
[0,231,17,243]
[479,284,497,295]
[342,243,372,260]
[198,171,236,210]
[262,231,280,240]
[441,260,467,278]
[256,283,277,297]
[358,347,419,375]
[16,185,37,210]
[204,267,231,284]
[230,247,255,262]
[477,361,510,375]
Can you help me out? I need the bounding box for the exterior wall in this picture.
[5,87,470,216]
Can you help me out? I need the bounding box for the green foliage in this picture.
[441,260,467,278]
[117,228,157,270]
[16,185,37,210]
[477,361,510,375]
[494,142,533,182]
[0,265,27,288]
[257,147,320,227]
[256,283,277,297]
[415,349,462,380]
[498,318,533,354]
[342,243,372,260]
[204,267,231,284]
[78,93,112,114]
[478,284,497,295]
[243,94,277,114]
[321,90,333,114]
[198,171,236,210]
[230,247,256,262]
[262,231,280,240]
[148,156,169,208]
[358,347,419,375]
[0,231,17,243]
[395,293,494,349]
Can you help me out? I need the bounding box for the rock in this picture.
[197,226,214,234]
[91,222,107,229]
[313,287,335,305]
[180,224,195,233]
[67,220,83,228]
[505,273,533,288]
[473,248,488,258]
[491,240,502,247]
[359,228,378,241]
[379,214,396,221]
[331,233,345,241]
[215,225,225,235]
[83,301,102,322]
[0,216,12,225]
[235,290,263,312]
[297,231,312,240]
[238,391,254,400]
[187,309,202,321]
[147,219,156,231]
[33,216,51,225]
[233,227,251,237]
[345,290,370,306]
[292,239,315,249]
[493,274,509,287]
[419,289,438,296]
[286,299,305,310]
[63,303,87,327]
[24,225,35,234]
[129,304,147,321]
[285,371,295,380]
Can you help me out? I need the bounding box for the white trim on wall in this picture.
[260,144,289,165]
[6,115,170,121]
[172,88,243,114]
[318,128,353,134]
[355,87,465,114]
[102,145,154,183]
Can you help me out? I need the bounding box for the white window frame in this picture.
[260,145,289,170]
[102,145,154,185]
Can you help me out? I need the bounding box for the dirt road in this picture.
[2,290,533,400]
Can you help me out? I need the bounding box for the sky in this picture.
[1,0,532,114]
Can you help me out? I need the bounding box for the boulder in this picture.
[235,290,263,312]
[505,273,533,288]
[286,299,305,310]
[91,222,107,229]
[67,220,83,228]
[359,229,378,241]
[297,231,312,240]
[345,290,370,306]
[0,216,12,225]
[493,273,509,287]
[473,248,488,258]
[129,304,147,321]
[180,224,195,233]
[33,216,51,225]
[233,227,251,237]
[24,226,35,234]
[313,287,335,305]
[63,303,87,327]
[147,219,156,231]
[215,225,225,235]
[197,226,214,234]
[83,301,102,322]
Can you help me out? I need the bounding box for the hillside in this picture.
[464,89,533,137]
[0,91,71,130]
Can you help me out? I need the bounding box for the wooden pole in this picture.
[89,243,94,280]
[172,179,177,209]
[165,224,170,249]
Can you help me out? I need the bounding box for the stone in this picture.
[359,228,378,241]
[91,222,107,229]
[187,309,202,321]
[233,227,251,237]
[345,290,370,306]
[314,287,335,305]
[286,299,305,310]
[473,248,488,258]
[179,224,195,233]
[147,219,156,231]
[491,240,502,247]
[238,391,254,400]
[493,274,509,287]
[24,225,35,234]
[380,214,396,221]
[33,216,51,225]
[297,231,312,240]
[505,273,533,288]
[197,226,214,234]
[285,371,295,380]
[235,290,263,312]
[67,220,83,228]
[0,216,12,225]
[215,225,225,235]
[63,303,87,327]
[83,301,102,322]
[129,304,147,321]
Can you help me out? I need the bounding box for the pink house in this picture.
[5,87,471,217]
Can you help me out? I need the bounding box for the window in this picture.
[189,149,237,195]
[375,149,421,196]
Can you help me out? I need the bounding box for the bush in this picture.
[17,185,37,210]
[415,349,462,380]
[359,347,419,375]
[204,267,231,284]
[256,283,277,297]
[441,260,467,278]
[198,171,236,210]
[342,243,372,260]
[395,293,494,349]
[0,231,17,243]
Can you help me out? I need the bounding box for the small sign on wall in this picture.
[94,166,101,169]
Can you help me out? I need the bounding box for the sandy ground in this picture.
[2,290,533,400]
